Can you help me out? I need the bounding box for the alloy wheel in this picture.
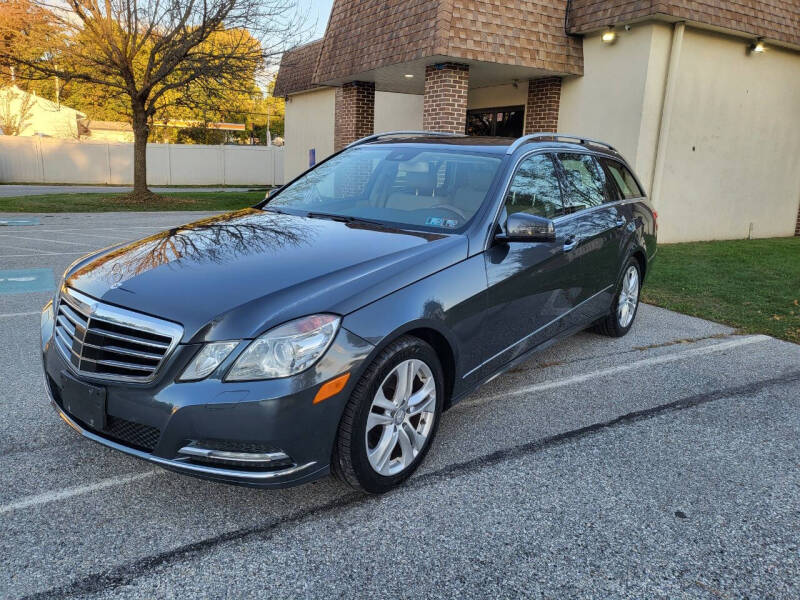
[617,264,640,328]
[365,359,437,476]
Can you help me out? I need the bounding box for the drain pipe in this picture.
[649,21,685,208]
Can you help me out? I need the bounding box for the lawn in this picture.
[0,191,266,213]
[641,237,800,343]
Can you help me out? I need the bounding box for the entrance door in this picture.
[466,106,524,137]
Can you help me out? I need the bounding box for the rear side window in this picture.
[556,153,608,212]
[504,154,564,219]
[601,159,643,199]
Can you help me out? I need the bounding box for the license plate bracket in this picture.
[60,371,107,430]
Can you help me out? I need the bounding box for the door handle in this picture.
[563,237,579,252]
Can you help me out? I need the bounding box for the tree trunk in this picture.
[131,105,152,202]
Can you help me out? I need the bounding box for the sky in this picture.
[307,0,334,38]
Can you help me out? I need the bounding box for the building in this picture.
[0,85,85,139]
[84,120,135,143]
[274,1,800,242]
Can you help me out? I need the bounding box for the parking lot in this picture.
[2,211,799,599]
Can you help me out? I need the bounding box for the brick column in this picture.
[334,81,375,151]
[524,77,562,134]
[422,63,469,133]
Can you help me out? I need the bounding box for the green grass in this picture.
[641,237,800,343]
[0,191,267,213]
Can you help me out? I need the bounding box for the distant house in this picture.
[0,85,85,138]
[84,120,134,142]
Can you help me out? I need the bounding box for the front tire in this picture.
[332,336,444,493]
[594,258,641,337]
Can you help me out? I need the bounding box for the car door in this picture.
[474,152,577,379]
[552,152,627,329]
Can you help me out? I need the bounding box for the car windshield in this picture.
[266,146,503,232]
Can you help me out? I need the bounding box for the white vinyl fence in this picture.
[0,136,284,186]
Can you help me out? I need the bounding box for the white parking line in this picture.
[0,234,96,247]
[459,334,771,410]
[0,335,772,516]
[0,243,60,255]
[0,311,41,318]
[0,470,163,516]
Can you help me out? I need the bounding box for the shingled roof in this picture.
[273,40,324,97]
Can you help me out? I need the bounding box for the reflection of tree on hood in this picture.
[71,209,311,286]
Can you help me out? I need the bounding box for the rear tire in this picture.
[594,258,641,337]
[332,336,444,493]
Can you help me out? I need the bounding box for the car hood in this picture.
[66,209,467,342]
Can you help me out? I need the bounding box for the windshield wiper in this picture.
[305,212,388,228]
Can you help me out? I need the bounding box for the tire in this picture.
[594,258,642,338]
[332,335,444,493]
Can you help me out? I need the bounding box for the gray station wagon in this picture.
[42,132,656,493]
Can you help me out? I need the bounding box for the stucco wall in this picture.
[284,89,424,181]
[284,87,336,181]
[560,23,800,242]
[559,24,666,181]
[374,91,424,133]
[656,28,800,242]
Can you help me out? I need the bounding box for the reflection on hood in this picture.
[71,209,311,289]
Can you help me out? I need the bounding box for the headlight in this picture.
[226,314,340,381]
[179,341,239,381]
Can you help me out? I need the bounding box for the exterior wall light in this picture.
[748,39,766,54]
[404,73,414,78]
[601,28,617,44]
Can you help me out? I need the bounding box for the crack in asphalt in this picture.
[21,369,800,600]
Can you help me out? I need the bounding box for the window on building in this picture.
[556,153,608,213]
[466,106,524,137]
[600,159,644,199]
[504,153,564,219]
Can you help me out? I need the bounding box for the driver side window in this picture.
[504,154,564,219]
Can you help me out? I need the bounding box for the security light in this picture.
[601,28,617,44]
[749,39,766,54]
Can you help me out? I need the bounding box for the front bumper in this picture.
[41,303,374,488]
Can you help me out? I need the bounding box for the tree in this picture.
[0,86,35,135]
[0,1,302,201]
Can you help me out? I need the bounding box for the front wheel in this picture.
[594,258,641,337]
[332,336,444,493]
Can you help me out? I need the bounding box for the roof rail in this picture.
[506,133,617,155]
[347,131,465,148]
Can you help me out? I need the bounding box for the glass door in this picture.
[466,105,524,137]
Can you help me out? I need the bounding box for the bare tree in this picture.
[0,1,303,201]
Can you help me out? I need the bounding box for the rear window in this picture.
[601,159,643,199]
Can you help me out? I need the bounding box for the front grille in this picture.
[105,416,161,452]
[54,287,183,382]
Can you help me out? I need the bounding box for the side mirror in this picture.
[496,212,556,243]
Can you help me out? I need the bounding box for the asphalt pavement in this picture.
[1,212,798,599]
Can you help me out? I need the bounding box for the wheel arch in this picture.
[350,320,459,410]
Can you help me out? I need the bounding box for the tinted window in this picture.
[504,154,563,219]
[556,153,608,212]
[269,147,502,231]
[601,159,643,199]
